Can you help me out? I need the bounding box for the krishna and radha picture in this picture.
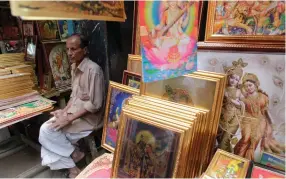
[198,52,285,165]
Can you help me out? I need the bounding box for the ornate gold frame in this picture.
[111,108,187,178]
[127,54,142,75]
[203,1,285,51]
[205,149,250,178]
[101,81,139,153]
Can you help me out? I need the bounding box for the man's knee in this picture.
[39,118,55,141]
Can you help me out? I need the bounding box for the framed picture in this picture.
[140,70,225,169]
[2,26,20,40]
[139,1,198,82]
[10,1,126,22]
[42,42,71,88]
[0,40,24,54]
[24,36,37,62]
[111,109,185,178]
[259,151,285,171]
[127,54,142,75]
[249,163,285,178]
[58,20,75,41]
[203,1,285,51]
[102,81,139,152]
[205,149,250,178]
[122,70,141,89]
[37,21,60,41]
[22,21,34,36]
[197,50,285,165]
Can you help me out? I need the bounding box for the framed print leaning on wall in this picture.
[122,70,141,89]
[203,1,285,50]
[101,81,139,152]
[197,50,285,166]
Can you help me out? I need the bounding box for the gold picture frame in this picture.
[202,1,285,51]
[111,107,189,178]
[101,81,139,153]
[140,71,226,172]
[205,149,250,178]
[127,54,142,75]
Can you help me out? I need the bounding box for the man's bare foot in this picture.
[68,166,81,178]
[71,149,85,163]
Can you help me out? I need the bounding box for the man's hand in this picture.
[51,109,65,119]
[49,114,72,131]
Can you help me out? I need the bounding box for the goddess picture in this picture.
[139,1,198,82]
[117,119,179,178]
[37,21,59,40]
[213,1,285,35]
[105,88,132,149]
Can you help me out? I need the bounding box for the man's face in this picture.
[66,36,86,64]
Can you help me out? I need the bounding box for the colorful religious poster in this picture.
[250,165,285,178]
[139,1,198,82]
[197,51,285,165]
[58,20,75,41]
[10,1,126,22]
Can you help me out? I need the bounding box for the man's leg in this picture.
[39,118,90,177]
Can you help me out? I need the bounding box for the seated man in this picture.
[39,34,104,178]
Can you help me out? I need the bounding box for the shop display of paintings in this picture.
[42,42,71,89]
[10,1,126,22]
[139,1,199,82]
[122,70,141,89]
[37,21,60,41]
[204,149,250,178]
[248,163,285,178]
[203,1,285,50]
[58,20,75,41]
[197,51,285,166]
[22,21,34,36]
[102,81,139,152]
[124,95,210,177]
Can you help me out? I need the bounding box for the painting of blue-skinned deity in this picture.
[102,85,138,152]
[198,51,285,170]
[117,118,180,178]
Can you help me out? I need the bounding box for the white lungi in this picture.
[39,118,91,170]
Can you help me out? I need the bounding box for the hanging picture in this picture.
[205,149,250,178]
[42,42,71,88]
[197,51,286,165]
[139,1,199,82]
[204,1,285,47]
[102,81,139,152]
[37,21,60,41]
[10,1,126,22]
[58,20,75,41]
[122,70,141,89]
[2,26,20,40]
[23,21,34,36]
[249,164,285,178]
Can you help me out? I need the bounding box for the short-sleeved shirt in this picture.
[63,57,104,133]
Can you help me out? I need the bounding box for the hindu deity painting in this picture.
[104,88,133,150]
[139,1,198,82]
[58,20,75,41]
[48,44,71,88]
[122,70,141,90]
[205,150,249,178]
[37,21,60,41]
[117,119,179,178]
[198,51,285,165]
[205,1,285,45]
